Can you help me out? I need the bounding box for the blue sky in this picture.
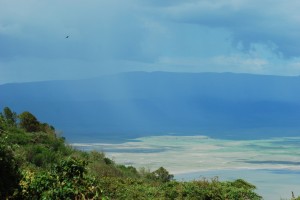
[1,0,300,84]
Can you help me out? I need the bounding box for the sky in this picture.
[1,0,300,84]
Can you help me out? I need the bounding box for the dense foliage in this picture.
[0,135,21,199]
[0,106,292,199]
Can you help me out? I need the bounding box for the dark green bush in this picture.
[25,145,58,167]
[150,166,174,183]
[20,157,102,200]
[0,135,21,199]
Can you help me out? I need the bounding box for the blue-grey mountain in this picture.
[1,72,300,141]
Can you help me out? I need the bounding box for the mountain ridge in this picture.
[1,71,300,141]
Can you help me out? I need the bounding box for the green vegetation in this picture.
[0,106,291,199]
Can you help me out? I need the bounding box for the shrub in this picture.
[20,157,102,199]
[149,166,174,183]
[0,135,21,199]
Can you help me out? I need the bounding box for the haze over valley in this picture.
[1,72,300,141]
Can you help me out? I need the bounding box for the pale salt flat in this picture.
[72,135,300,199]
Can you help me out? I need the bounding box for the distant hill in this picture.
[1,72,300,141]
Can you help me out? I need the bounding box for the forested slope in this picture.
[0,106,289,199]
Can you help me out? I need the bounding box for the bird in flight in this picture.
[65,35,69,39]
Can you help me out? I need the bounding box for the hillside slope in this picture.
[1,72,300,140]
[0,107,264,199]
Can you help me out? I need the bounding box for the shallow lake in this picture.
[72,135,300,199]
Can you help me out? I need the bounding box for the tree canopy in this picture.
[18,111,40,132]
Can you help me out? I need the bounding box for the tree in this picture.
[3,107,17,126]
[151,167,174,183]
[18,111,40,132]
[0,136,21,198]
[39,122,55,134]
[0,107,17,128]
[0,115,4,131]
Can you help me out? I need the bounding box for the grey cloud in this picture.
[162,0,300,57]
[1,0,300,84]
[0,0,151,61]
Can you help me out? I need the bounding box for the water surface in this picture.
[72,135,300,199]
